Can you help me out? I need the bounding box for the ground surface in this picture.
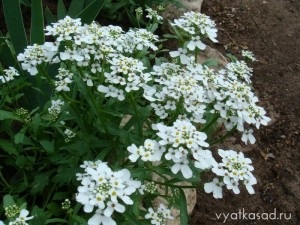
[190,0,299,224]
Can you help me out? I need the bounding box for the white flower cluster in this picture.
[3,209,34,225]
[144,63,208,123]
[127,139,165,162]
[242,50,257,62]
[127,118,217,179]
[76,160,141,225]
[17,17,159,101]
[204,149,257,198]
[146,7,163,22]
[97,55,151,100]
[54,68,73,92]
[145,204,173,225]
[153,118,215,178]
[17,43,58,75]
[0,67,20,83]
[64,128,76,142]
[48,99,64,120]
[212,71,271,144]
[225,61,253,84]
[170,11,217,51]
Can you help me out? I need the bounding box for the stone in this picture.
[152,173,197,225]
[197,45,229,68]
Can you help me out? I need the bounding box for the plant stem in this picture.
[0,170,10,188]
[129,92,142,136]
[211,125,237,145]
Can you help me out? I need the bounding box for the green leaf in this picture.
[2,0,28,54]
[0,139,19,156]
[69,214,87,224]
[68,0,85,17]
[123,211,144,225]
[0,110,19,120]
[14,131,25,144]
[3,195,15,208]
[57,0,67,19]
[31,206,48,224]
[19,0,32,7]
[77,0,108,24]
[226,53,238,62]
[44,7,57,24]
[39,140,54,153]
[45,218,68,224]
[31,171,55,195]
[0,38,18,68]
[179,188,189,225]
[30,0,45,44]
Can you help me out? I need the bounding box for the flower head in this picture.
[76,161,141,225]
[145,204,173,225]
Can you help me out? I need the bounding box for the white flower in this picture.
[171,157,193,179]
[169,48,190,64]
[187,36,206,51]
[88,209,116,225]
[241,129,256,144]
[145,204,173,225]
[204,178,224,199]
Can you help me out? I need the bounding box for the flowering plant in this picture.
[0,9,270,225]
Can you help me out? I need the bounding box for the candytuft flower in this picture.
[76,160,141,225]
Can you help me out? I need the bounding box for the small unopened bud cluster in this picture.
[61,199,73,214]
[16,108,31,123]
[139,181,157,194]
[5,204,20,218]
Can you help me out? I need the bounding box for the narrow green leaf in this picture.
[69,214,87,224]
[2,0,28,53]
[44,7,57,24]
[77,0,108,24]
[45,218,68,224]
[30,0,44,44]
[68,0,85,17]
[57,0,67,19]
[19,0,32,7]
[0,38,17,67]
[179,188,189,225]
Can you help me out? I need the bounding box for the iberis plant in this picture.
[0,9,270,225]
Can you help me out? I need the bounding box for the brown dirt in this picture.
[190,0,300,225]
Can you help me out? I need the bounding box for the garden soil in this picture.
[190,0,300,224]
